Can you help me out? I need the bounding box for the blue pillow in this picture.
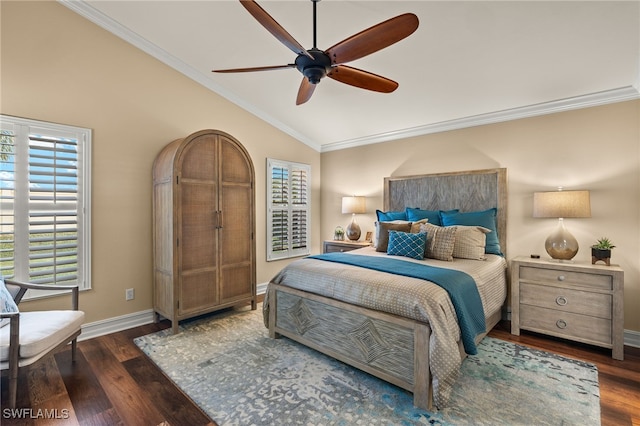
[440,208,502,255]
[405,208,459,226]
[387,230,426,260]
[376,209,407,222]
[405,207,441,225]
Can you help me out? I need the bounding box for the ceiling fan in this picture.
[213,0,419,105]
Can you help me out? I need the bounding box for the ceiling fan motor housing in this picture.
[295,48,332,84]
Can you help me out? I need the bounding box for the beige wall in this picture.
[321,100,640,334]
[1,1,321,323]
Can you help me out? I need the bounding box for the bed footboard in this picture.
[267,283,433,410]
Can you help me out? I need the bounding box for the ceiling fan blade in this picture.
[327,65,398,93]
[213,64,295,73]
[296,78,316,105]
[240,0,313,59]
[325,13,419,65]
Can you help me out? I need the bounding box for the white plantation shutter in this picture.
[267,159,310,261]
[0,115,91,295]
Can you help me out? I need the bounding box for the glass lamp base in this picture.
[545,218,578,260]
[346,215,361,241]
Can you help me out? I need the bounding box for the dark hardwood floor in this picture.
[2,309,639,425]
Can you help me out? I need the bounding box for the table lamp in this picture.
[533,189,591,260]
[342,196,366,241]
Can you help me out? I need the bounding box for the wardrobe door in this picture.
[218,136,254,304]
[177,134,219,315]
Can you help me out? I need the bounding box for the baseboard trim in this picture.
[79,309,156,341]
[624,329,640,348]
[79,283,271,341]
[80,282,640,350]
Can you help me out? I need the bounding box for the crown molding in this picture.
[58,0,322,152]
[320,86,640,152]
[59,1,638,154]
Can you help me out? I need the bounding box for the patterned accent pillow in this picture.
[387,231,426,260]
[451,225,491,260]
[0,278,19,328]
[375,221,412,252]
[418,223,457,261]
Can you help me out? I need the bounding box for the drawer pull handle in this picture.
[557,275,565,281]
[556,296,568,306]
[556,319,567,329]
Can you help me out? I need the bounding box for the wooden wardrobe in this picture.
[153,130,256,333]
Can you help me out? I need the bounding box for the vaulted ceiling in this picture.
[63,1,640,152]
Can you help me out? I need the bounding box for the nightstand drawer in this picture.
[520,266,612,290]
[520,283,612,319]
[323,240,371,253]
[324,244,351,253]
[520,305,612,346]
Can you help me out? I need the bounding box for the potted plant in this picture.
[591,237,615,265]
[334,226,345,241]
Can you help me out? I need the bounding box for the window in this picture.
[0,115,91,296]
[267,158,310,261]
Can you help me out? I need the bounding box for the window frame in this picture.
[266,158,311,261]
[0,115,92,299]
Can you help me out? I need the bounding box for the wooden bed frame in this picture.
[267,168,507,410]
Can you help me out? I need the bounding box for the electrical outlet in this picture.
[125,288,134,301]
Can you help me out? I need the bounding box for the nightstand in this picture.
[511,256,624,360]
[323,240,371,253]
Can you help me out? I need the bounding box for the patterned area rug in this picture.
[134,307,600,425]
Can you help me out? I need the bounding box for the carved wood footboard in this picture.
[267,283,434,410]
[267,282,503,410]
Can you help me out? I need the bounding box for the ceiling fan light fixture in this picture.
[302,66,325,84]
[215,0,419,104]
[295,48,332,84]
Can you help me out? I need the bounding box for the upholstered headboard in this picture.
[383,168,508,256]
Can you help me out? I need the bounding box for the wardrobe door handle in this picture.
[218,210,223,229]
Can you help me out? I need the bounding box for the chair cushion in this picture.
[0,310,85,362]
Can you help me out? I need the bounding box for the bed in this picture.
[263,168,508,410]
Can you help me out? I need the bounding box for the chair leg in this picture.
[8,315,20,409]
[71,338,78,362]
[8,362,18,409]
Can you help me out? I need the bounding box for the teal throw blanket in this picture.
[308,252,486,355]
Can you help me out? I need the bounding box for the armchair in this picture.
[0,279,85,408]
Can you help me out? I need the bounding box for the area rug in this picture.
[134,306,600,425]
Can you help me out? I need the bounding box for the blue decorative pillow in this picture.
[1,278,19,328]
[440,208,502,255]
[405,208,458,226]
[376,209,407,222]
[387,230,426,260]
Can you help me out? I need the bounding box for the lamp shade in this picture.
[341,196,366,214]
[533,190,591,218]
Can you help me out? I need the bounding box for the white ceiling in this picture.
[62,1,640,152]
